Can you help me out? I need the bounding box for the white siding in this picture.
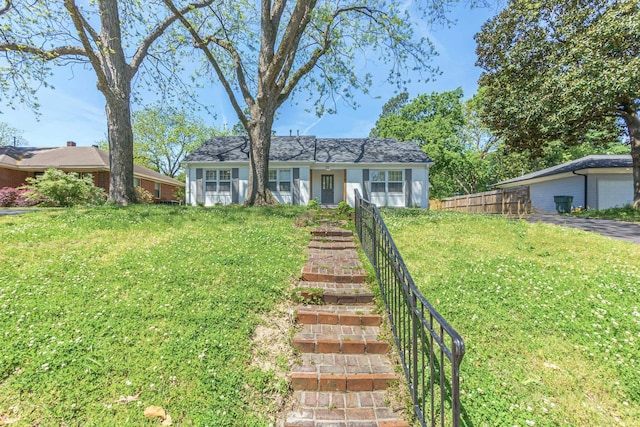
[345,169,363,206]
[529,176,584,212]
[299,167,311,205]
[412,168,429,208]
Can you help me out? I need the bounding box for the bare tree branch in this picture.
[130,0,216,75]
[0,1,11,15]
[162,0,250,129]
[62,0,109,92]
[0,42,86,58]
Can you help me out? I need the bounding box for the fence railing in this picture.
[431,186,531,216]
[354,189,466,427]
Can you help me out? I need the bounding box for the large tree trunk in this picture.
[99,0,136,205]
[621,102,640,209]
[245,103,277,206]
[105,93,136,205]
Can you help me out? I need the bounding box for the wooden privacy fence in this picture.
[431,186,531,216]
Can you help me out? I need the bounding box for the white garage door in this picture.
[597,179,633,209]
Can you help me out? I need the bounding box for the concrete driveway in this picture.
[527,212,640,244]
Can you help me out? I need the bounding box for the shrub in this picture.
[0,187,18,207]
[23,168,106,207]
[14,188,41,207]
[0,187,42,207]
[135,186,155,204]
[307,198,320,210]
[337,200,353,215]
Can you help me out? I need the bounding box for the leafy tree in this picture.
[0,122,28,146]
[475,0,640,207]
[370,88,470,198]
[130,104,220,178]
[0,0,213,204]
[24,168,106,207]
[163,0,476,205]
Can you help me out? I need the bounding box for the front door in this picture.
[321,174,334,204]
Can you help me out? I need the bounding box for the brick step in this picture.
[293,324,388,354]
[301,265,367,283]
[308,240,357,250]
[291,372,398,392]
[291,353,397,380]
[306,249,360,262]
[311,235,355,243]
[284,391,409,427]
[296,282,375,305]
[296,308,381,326]
[311,228,354,238]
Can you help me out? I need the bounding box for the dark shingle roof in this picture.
[496,155,632,186]
[184,136,431,164]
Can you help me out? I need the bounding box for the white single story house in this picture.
[494,155,634,212]
[183,136,433,207]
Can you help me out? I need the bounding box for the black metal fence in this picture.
[354,189,466,427]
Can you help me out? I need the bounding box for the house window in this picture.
[205,169,231,193]
[154,182,161,198]
[371,170,403,194]
[134,177,141,187]
[269,169,292,192]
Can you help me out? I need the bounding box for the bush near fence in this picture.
[431,186,531,216]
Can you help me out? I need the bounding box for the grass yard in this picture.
[381,209,639,427]
[0,205,310,426]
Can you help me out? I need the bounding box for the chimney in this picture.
[67,141,76,147]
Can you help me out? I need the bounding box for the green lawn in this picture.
[381,209,639,427]
[0,205,310,426]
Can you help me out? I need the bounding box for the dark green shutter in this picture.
[232,168,239,204]
[195,168,203,204]
[362,169,369,200]
[405,169,412,207]
[293,168,300,205]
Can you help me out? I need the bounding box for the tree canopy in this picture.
[0,122,28,146]
[163,0,477,205]
[130,104,220,179]
[475,0,640,207]
[0,0,213,204]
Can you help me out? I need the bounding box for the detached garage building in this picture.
[494,155,633,212]
[183,136,433,207]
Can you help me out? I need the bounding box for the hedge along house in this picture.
[183,136,433,207]
[494,154,634,212]
[0,142,185,203]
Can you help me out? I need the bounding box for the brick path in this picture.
[282,227,409,427]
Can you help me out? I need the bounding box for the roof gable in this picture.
[184,136,431,164]
[495,154,632,186]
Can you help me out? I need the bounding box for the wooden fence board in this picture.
[430,186,531,216]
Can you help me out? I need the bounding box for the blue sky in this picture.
[1,3,500,148]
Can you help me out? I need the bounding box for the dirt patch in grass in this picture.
[248,295,300,424]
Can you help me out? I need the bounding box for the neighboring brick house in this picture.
[0,141,184,203]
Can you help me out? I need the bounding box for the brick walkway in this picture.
[282,227,409,427]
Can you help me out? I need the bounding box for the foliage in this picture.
[572,205,640,222]
[306,198,320,210]
[475,0,640,206]
[23,169,106,207]
[0,0,214,205]
[0,187,18,207]
[134,186,155,204]
[0,205,310,426]
[0,122,28,146]
[336,201,354,216]
[382,209,640,426]
[370,88,473,198]
[164,0,467,205]
[130,104,220,178]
